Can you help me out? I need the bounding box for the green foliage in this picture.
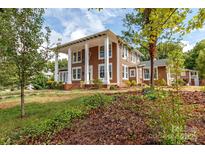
[125,80,131,87]
[143,87,169,101]
[155,79,167,86]
[184,39,205,71]
[83,93,113,109]
[196,49,205,79]
[168,50,185,91]
[157,42,183,59]
[46,80,63,90]
[130,80,137,87]
[109,85,118,90]
[31,73,48,90]
[201,86,205,92]
[149,94,187,144]
[46,59,68,73]
[93,79,103,89]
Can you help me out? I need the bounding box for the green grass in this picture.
[0,93,114,144]
[0,96,89,144]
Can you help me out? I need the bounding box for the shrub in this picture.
[143,87,169,101]
[125,80,131,87]
[93,79,103,89]
[153,95,187,144]
[155,79,167,86]
[137,82,148,87]
[83,93,113,109]
[131,80,137,87]
[31,73,48,90]
[110,85,118,90]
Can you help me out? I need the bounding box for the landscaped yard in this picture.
[0,87,204,145]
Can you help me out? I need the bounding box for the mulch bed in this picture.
[26,90,205,145]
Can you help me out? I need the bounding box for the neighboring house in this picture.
[53,29,199,89]
[139,59,199,86]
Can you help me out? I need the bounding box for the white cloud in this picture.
[181,41,194,52]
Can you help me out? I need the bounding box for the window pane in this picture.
[100,51,104,58]
[100,65,105,78]
[77,51,81,62]
[109,44,112,57]
[77,69,81,79]
[73,69,76,79]
[144,69,150,79]
[73,53,77,62]
[109,64,112,79]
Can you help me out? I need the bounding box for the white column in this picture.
[54,52,58,82]
[136,67,139,84]
[84,43,89,84]
[67,48,72,84]
[117,43,120,85]
[104,36,110,84]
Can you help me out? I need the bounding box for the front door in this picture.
[89,65,93,83]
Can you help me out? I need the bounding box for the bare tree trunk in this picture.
[149,42,156,87]
[20,81,25,118]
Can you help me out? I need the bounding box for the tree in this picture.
[123,8,205,87]
[157,42,183,59]
[168,50,185,92]
[196,49,205,79]
[184,39,205,70]
[0,9,51,118]
[46,58,68,74]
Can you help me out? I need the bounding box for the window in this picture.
[99,44,112,59]
[130,69,136,77]
[122,46,128,59]
[72,67,81,80]
[143,67,158,80]
[181,71,186,76]
[72,51,81,63]
[122,65,128,80]
[98,63,112,80]
[131,52,136,63]
[59,71,68,83]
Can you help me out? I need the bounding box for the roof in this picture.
[140,59,168,67]
[52,29,143,56]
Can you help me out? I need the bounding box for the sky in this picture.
[44,8,205,58]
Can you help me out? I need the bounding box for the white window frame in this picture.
[72,66,82,81]
[98,44,112,60]
[130,69,136,77]
[122,64,129,80]
[72,51,82,64]
[131,52,136,63]
[122,46,128,60]
[143,67,158,80]
[59,71,68,83]
[98,63,113,80]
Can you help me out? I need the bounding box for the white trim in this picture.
[54,53,59,82]
[59,71,68,83]
[84,43,89,84]
[72,51,82,64]
[122,64,129,80]
[98,43,112,60]
[130,69,136,77]
[72,66,82,81]
[89,65,93,83]
[116,43,120,85]
[98,63,113,80]
[122,46,128,60]
[143,67,158,80]
[67,48,72,84]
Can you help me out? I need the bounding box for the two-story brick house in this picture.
[53,29,199,89]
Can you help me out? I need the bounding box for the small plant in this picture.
[83,93,113,109]
[130,80,137,87]
[143,87,168,101]
[125,80,131,87]
[110,85,118,90]
[93,79,103,89]
[201,86,205,92]
[155,79,167,86]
